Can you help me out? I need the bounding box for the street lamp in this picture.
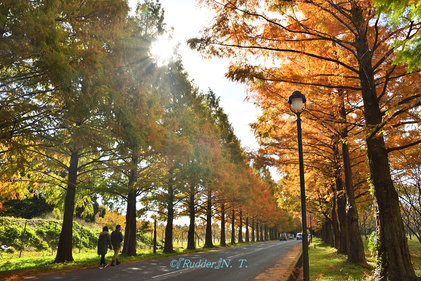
[288,90,309,281]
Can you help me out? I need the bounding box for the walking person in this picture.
[98,226,112,269]
[111,225,123,266]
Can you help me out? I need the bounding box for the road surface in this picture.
[31,240,301,280]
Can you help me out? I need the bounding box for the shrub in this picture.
[2,225,23,248]
[0,217,100,252]
[40,241,49,250]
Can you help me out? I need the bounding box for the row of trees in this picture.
[0,0,297,264]
[188,0,421,280]
[154,219,299,249]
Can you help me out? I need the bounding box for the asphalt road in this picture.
[31,239,301,281]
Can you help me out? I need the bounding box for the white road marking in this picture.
[151,267,198,279]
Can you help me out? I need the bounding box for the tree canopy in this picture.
[0,0,291,264]
[188,0,421,279]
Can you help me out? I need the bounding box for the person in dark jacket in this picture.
[97,226,112,269]
[111,225,123,266]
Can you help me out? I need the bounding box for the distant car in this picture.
[296,233,302,240]
[279,233,287,241]
[288,234,294,240]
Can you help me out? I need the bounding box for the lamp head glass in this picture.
[288,91,307,112]
[291,98,304,111]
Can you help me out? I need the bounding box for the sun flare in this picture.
[151,37,175,65]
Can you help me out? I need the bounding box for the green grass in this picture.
[408,236,421,276]
[308,238,375,280]
[0,240,272,280]
[308,236,421,280]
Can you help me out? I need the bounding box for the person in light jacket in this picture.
[111,225,123,266]
[97,226,112,269]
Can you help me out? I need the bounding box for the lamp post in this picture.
[288,90,309,281]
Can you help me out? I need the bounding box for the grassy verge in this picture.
[308,236,421,280]
[0,240,272,280]
[408,236,421,276]
[308,238,375,280]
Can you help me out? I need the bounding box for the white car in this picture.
[296,233,302,240]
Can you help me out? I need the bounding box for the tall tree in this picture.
[102,0,167,256]
[158,57,198,254]
[0,0,129,263]
[189,1,421,278]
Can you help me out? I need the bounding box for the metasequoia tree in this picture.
[1,0,129,263]
[158,58,199,254]
[0,0,130,263]
[0,0,126,214]
[254,96,362,255]
[101,0,168,256]
[189,0,421,278]
[309,90,368,259]
[181,108,221,250]
[191,90,232,249]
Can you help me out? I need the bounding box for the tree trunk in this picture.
[122,189,137,256]
[321,222,327,243]
[351,5,415,279]
[164,183,174,253]
[340,105,366,264]
[333,137,348,254]
[122,156,138,256]
[153,218,157,253]
[260,223,263,241]
[54,150,79,263]
[331,186,340,250]
[187,185,195,250]
[322,219,334,247]
[245,216,249,242]
[251,218,255,242]
[231,208,235,245]
[256,222,259,242]
[238,209,243,243]
[204,189,213,248]
[336,179,348,255]
[220,203,226,246]
[265,225,268,241]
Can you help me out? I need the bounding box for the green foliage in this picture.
[374,0,421,72]
[1,224,22,248]
[0,217,98,252]
[368,231,380,262]
[137,232,163,249]
[71,221,98,249]
[1,194,54,219]
[0,222,42,250]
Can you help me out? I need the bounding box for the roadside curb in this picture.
[253,243,302,281]
[286,247,302,281]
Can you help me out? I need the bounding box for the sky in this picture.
[128,0,261,151]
